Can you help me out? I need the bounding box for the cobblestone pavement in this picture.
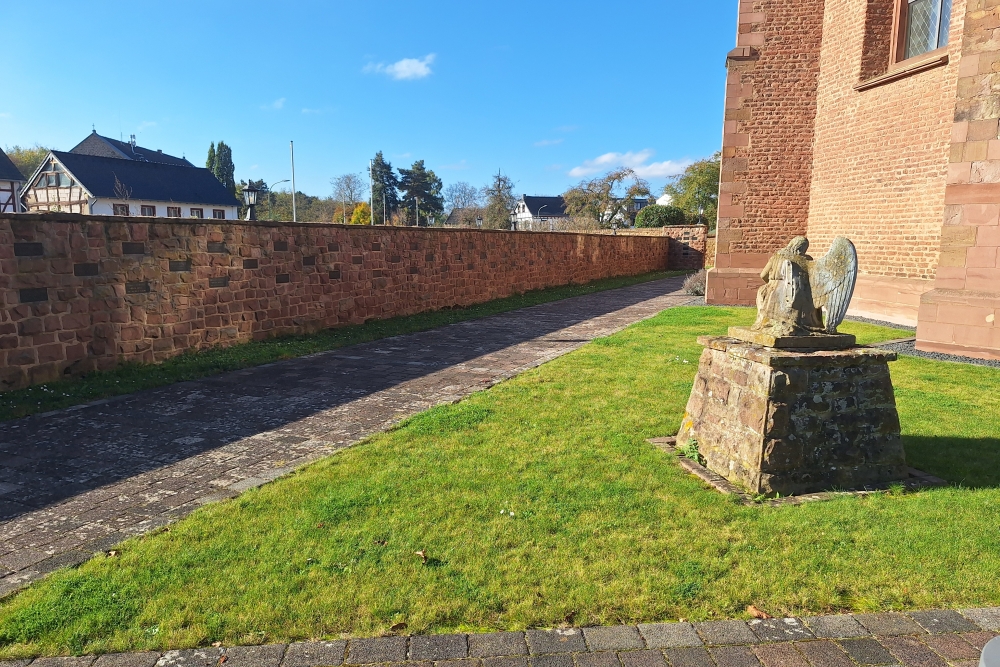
[2,608,997,666]
[0,277,693,597]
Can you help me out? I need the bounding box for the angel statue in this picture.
[750,236,858,338]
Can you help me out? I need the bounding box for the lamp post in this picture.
[243,181,260,221]
[265,179,290,220]
[536,204,548,233]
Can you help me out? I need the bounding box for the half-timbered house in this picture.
[0,149,25,214]
[21,149,238,219]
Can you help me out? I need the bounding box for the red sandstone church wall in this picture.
[0,214,671,391]
[915,0,1000,359]
[805,0,965,325]
[708,0,828,305]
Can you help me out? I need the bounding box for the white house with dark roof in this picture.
[0,148,26,214]
[21,133,239,219]
[513,195,568,231]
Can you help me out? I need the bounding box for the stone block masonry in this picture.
[596,225,708,270]
[707,0,827,305]
[915,0,1000,360]
[677,336,907,496]
[0,213,671,392]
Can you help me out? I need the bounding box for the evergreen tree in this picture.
[370,151,400,225]
[212,141,237,197]
[481,171,517,229]
[206,142,217,171]
[398,160,443,226]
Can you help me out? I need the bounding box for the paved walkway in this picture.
[2,608,997,666]
[0,277,694,597]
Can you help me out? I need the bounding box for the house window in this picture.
[167,206,181,218]
[141,205,156,217]
[901,0,951,60]
[113,203,130,216]
[190,208,204,218]
[212,209,226,219]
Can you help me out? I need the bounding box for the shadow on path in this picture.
[0,277,689,524]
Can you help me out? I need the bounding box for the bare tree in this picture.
[113,173,132,215]
[331,173,366,224]
[444,181,482,211]
[443,181,484,227]
[562,168,650,230]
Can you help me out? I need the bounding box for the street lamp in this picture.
[537,204,548,233]
[264,180,290,220]
[243,181,260,221]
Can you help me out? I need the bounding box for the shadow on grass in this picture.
[903,435,1000,489]
[0,275,688,523]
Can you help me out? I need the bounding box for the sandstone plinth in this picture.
[677,336,907,496]
[728,326,856,350]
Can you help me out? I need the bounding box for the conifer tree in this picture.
[398,160,443,226]
[370,151,400,225]
[207,141,236,196]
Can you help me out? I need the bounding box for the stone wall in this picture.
[0,213,671,391]
[806,0,965,325]
[707,0,828,304]
[915,0,1000,360]
[590,225,708,270]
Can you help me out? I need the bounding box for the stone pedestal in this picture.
[677,336,907,496]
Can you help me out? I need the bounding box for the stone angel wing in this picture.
[808,237,858,333]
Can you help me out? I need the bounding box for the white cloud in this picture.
[364,54,435,80]
[534,139,563,147]
[568,150,691,179]
[0,112,12,119]
[262,98,285,110]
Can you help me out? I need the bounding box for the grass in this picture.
[0,270,687,422]
[1,306,998,659]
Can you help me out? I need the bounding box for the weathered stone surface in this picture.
[468,633,528,658]
[637,622,703,649]
[0,212,681,392]
[728,327,856,350]
[677,336,907,496]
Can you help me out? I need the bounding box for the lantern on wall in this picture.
[243,182,260,221]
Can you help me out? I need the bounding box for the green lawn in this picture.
[0,270,686,422]
[1,306,998,659]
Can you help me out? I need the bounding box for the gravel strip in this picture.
[844,315,916,332]
[875,339,1000,368]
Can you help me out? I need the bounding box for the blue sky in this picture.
[0,0,734,200]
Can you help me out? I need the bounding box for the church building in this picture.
[708,0,1000,360]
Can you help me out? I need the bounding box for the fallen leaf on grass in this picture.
[415,550,428,564]
[106,550,119,558]
[747,605,772,619]
[390,622,408,632]
[211,642,222,647]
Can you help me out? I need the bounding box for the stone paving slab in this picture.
[10,609,996,667]
[0,278,693,597]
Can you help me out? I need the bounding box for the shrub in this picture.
[683,269,706,296]
[635,204,687,228]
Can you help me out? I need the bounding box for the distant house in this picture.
[513,195,568,231]
[0,148,25,214]
[444,207,483,228]
[20,132,239,218]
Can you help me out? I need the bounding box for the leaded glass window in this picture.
[904,0,951,60]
